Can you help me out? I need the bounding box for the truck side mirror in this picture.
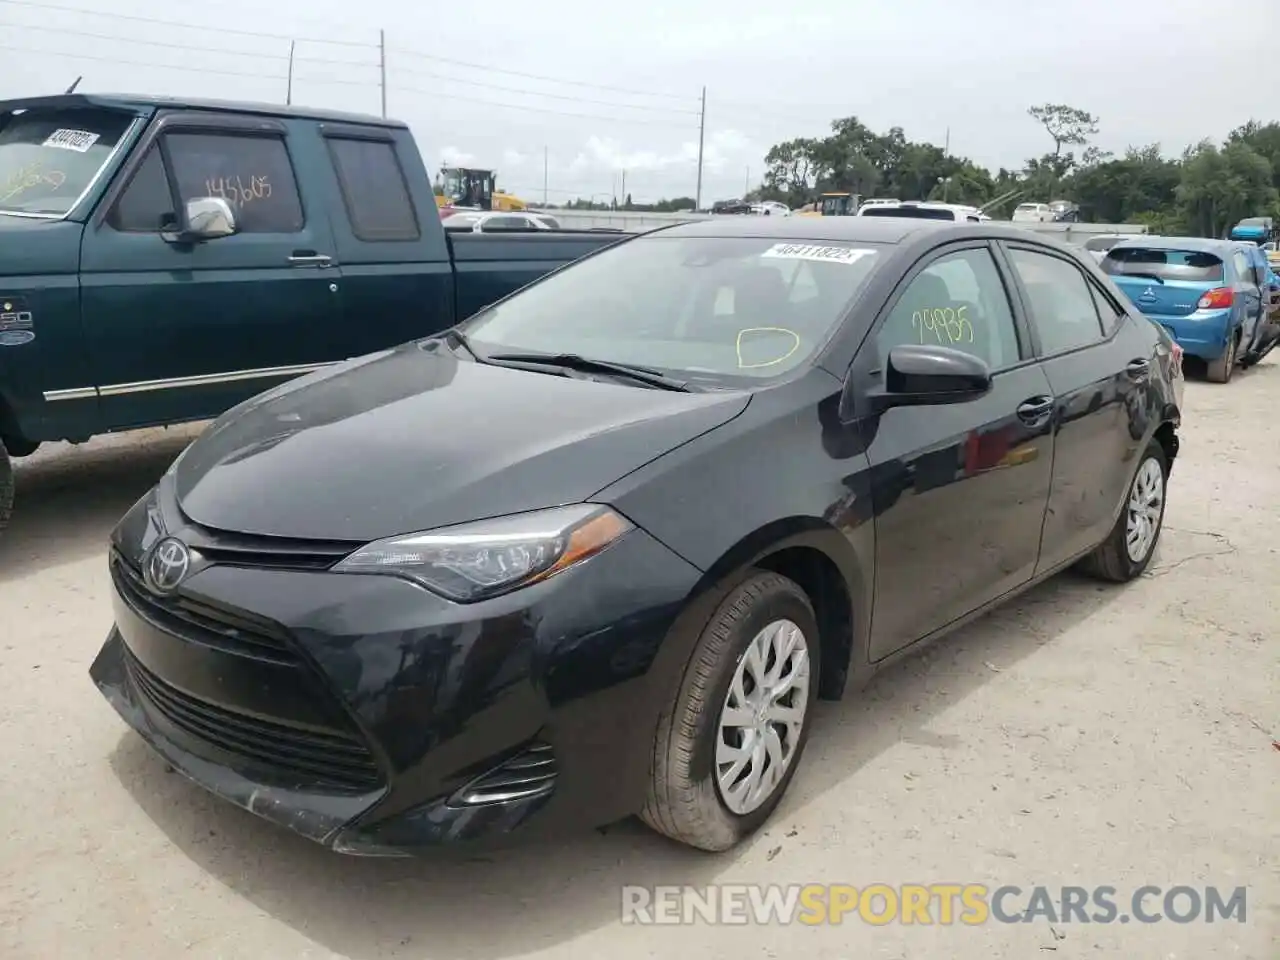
[165,197,238,244]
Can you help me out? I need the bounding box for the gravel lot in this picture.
[1,367,1277,959]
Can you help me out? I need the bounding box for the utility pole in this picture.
[621,169,627,207]
[286,40,295,105]
[744,166,749,196]
[944,127,950,157]
[378,30,387,118]
[543,146,548,206]
[695,86,706,209]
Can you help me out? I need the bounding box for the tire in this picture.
[1206,329,1237,383]
[0,440,12,535]
[1078,439,1168,582]
[641,571,820,852]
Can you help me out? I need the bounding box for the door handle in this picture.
[288,252,333,267]
[1016,396,1054,425]
[1125,358,1151,380]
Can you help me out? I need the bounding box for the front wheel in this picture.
[1078,439,1168,582]
[641,571,819,851]
[0,440,12,535]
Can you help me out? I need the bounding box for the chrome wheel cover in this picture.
[1125,456,1165,563]
[715,618,812,815]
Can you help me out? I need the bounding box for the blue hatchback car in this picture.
[1100,237,1270,383]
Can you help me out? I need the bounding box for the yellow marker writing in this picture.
[735,327,801,369]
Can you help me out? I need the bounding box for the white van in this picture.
[855,200,983,222]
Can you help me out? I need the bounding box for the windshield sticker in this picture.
[736,327,801,369]
[761,244,875,265]
[913,306,975,346]
[42,129,100,152]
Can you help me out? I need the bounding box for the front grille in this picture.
[450,742,557,806]
[111,551,300,665]
[179,513,359,572]
[124,645,383,792]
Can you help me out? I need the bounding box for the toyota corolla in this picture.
[91,218,1181,855]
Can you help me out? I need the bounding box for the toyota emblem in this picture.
[145,537,191,593]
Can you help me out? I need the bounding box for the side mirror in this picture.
[867,344,992,413]
[165,196,237,243]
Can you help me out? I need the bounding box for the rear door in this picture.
[316,125,454,355]
[1000,242,1143,571]
[860,241,1055,660]
[1233,248,1264,349]
[81,112,343,429]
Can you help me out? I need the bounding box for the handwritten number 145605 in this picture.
[204,175,272,208]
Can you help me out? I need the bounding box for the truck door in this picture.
[313,124,455,356]
[79,112,344,430]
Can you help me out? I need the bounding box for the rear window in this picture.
[859,206,957,221]
[1015,204,1041,212]
[1102,247,1225,282]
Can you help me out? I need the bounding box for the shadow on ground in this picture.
[109,569,1121,959]
[0,427,201,583]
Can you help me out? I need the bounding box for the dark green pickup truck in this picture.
[0,93,618,531]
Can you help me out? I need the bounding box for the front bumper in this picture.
[91,497,703,855]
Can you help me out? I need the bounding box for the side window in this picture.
[1089,282,1121,335]
[1233,251,1254,285]
[108,147,175,232]
[164,132,304,233]
[875,247,1021,370]
[326,137,420,241]
[1007,248,1104,354]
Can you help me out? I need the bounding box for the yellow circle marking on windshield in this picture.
[736,327,801,369]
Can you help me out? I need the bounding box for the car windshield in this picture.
[1102,247,1225,282]
[0,107,134,215]
[460,236,884,384]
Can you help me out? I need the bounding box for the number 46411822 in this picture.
[912,306,975,345]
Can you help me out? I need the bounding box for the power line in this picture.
[1,18,296,59]
[388,46,696,103]
[0,0,376,46]
[388,64,701,115]
[0,41,292,80]
[394,84,699,128]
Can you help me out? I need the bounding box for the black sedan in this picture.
[91,217,1182,855]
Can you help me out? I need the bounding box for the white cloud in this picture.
[565,128,753,175]
[502,148,528,167]
[439,145,476,167]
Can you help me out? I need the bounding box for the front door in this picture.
[80,113,343,430]
[856,242,1056,661]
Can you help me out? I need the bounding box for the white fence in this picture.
[531,207,1149,241]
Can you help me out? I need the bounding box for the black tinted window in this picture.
[1102,247,1224,282]
[327,137,419,241]
[165,132,303,233]
[108,146,175,232]
[1008,248,1104,354]
[876,248,1021,369]
[860,206,956,220]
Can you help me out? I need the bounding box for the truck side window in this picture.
[326,137,420,241]
[108,147,176,232]
[164,132,304,234]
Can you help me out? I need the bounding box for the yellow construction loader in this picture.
[435,167,527,213]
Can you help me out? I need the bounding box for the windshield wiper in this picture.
[485,352,693,391]
[1120,271,1165,284]
[444,328,481,360]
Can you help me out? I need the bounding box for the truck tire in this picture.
[641,571,819,852]
[1205,330,1237,383]
[0,440,12,535]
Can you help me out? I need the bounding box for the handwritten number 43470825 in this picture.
[204,176,271,207]
[913,306,975,346]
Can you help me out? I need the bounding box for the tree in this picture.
[1028,103,1100,158]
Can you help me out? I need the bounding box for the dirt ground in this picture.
[0,366,1276,959]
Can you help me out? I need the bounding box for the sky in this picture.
[1,0,1277,205]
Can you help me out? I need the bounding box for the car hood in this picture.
[174,341,750,541]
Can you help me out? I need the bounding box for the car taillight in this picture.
[1197,287,1233,310]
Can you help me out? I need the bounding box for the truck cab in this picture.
[0,94,617,532]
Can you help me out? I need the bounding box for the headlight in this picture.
[332,504,632,602]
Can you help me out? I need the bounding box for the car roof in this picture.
[1110,235,1234,253]
[0,93,406,130]
[653,217,1055,246]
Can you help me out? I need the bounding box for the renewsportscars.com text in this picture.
[620,884,1248,926]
